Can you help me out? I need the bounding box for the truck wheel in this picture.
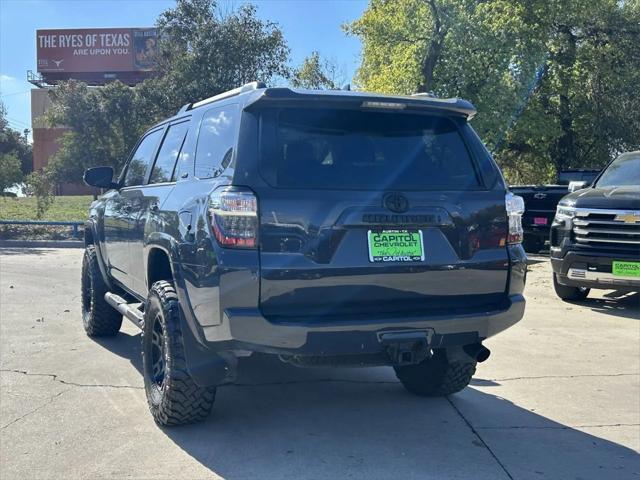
[81,245,122,336]
[142,280,216,426]
[553,273,590,301]
[523,235,543,253]
[394,349,476,396]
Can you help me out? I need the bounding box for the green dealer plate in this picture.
[367,229,424,263]
[612,261,640,278]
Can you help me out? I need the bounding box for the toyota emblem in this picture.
[383,192,409,213]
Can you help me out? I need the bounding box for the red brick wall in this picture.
[32,127,94,196]
[32,127,68,171]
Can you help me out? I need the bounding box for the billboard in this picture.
[36,28,156,85]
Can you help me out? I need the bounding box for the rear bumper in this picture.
[200,294,526,356]
[551,250,640,291]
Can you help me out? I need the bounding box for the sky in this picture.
[0,0,367,135]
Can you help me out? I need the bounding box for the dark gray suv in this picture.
[82,82,527,426]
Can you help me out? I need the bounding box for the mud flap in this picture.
[179,310,236,387]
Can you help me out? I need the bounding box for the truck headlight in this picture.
[555,205,576,221]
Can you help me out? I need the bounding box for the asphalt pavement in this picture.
[0,248,638,479]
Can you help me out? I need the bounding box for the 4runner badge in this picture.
[615,212,640,224]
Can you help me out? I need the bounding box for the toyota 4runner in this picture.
[82,83,527,426]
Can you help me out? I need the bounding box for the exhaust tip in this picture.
[463,343,491,363]
[476,346,491,363]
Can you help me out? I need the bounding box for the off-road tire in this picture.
[142,281,216,426]
[81,245,122,336]
[394,349,476,396]
[553,273,590,301]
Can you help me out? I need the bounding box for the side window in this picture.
[149,121,189,184]
[123,129,163,187]
[194,104,239,178]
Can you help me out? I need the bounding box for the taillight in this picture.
[209,187,258,248]
[505,192,525,244]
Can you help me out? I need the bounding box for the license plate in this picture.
[612,261,640,278]
[368,229,424,263]
[534,217,548,225]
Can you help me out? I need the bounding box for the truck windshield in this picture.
[557,170,599,185]
[260,108,480,190]
[595,153,640,188]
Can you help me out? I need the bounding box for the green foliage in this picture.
[346,0,640,184]
[24,170,55,219]
[0,101,32,177]
[142,0,290,115]
[0,153,23,193]
[46,81,147,183]
[46,0,290,183]
[292,51,343,89]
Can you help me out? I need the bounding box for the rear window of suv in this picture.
[259,108,480,190]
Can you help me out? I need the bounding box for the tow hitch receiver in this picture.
[378,330,434,366]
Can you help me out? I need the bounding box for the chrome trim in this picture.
[571,208,640,248]
[572,208,640,217]
[568,268,640,284]
[574,237,640,245]
[573,219,640,226]
[574,227,640,236]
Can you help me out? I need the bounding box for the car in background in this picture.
[550,152,640,300]
[511,169,601,252]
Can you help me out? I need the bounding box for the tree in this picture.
[346,0,640,183]
[46,81,148,183]
[291,51,344,89]
[24,170,54,219]
[344,0,547,149]
[46,0,291,183]
[0,101,32,176]
[0,153,23,193]
[142,0,290,115]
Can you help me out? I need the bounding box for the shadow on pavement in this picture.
[569,291,639,320]
[93,331,143,373]
[94,336,639,480]
[470,378,501,387]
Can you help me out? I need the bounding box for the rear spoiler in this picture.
[244,87,477,120]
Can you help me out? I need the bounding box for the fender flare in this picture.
[84,219,113,291]
[145,235,230,387]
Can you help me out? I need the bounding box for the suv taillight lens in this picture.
[209,188,258,248]
[505,192,525,244]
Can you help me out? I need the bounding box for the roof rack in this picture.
[182,81,266,113]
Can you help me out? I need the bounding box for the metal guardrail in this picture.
[0,220,84,238]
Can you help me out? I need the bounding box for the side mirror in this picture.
[568,180,588,193]
[84,166,118,189]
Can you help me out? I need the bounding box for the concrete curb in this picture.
[0,240,84,249]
